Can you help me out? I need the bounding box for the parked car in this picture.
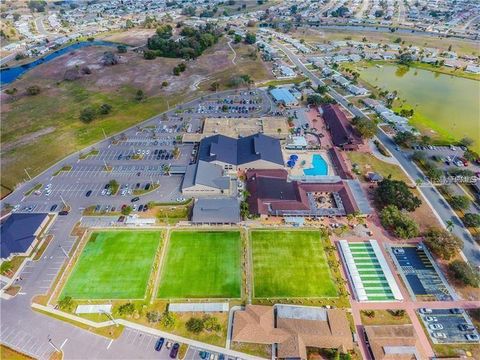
[432,332,447,339]
[450,308,464,314]
[86,190,92,197]
[393,248,405,255]
[424,316,438,322]
[199,351,209,360]
[458,324,475,331]
[59,210,69,216]
[429,323,443,330]
[50,204,58,212]
[419,308,432,314]
[131,197,140,202]
[165,341,172,349]
[169,343,179,358]
[154,338,165,351]
[465,333,480,341]
[138,204,144,212]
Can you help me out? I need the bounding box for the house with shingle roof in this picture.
[232,305,353,360]
[181,161,231,196]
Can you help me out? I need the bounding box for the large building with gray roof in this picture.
[198,133,284,172]
[191,198,241,224]
[181,161,231,196]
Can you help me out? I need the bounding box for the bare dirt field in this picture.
[0,32,274,196]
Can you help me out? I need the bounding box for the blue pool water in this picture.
[1,40,120,86]
[304,154,328,176]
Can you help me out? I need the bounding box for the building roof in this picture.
[232,305,353,360]
[270,88,298,105]
[1,213,48,259]
[364,325,426,360]
[246,169,369,217]
[191,198,240,224]
[321,104,363,148]
[198,133,284,167]
[182,161,230,191]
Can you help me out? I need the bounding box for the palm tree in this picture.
[446,220,454,232]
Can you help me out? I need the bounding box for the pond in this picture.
[0,40,121,86]
[358,64,480,152]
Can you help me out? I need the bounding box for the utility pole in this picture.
[47,335,61,353]
[58,245,69,258]
[24,168,32,180]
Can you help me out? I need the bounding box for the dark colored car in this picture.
[199,352,208,360]
[50,204,58,212]
[145,183,151,190]
[86,190,92,197]
[138,204,144,212]
[143,204,148,212]
[169,343,179,358]
[136,183,141,188]
[131,197,140,202]
[459,324,475,331]
[154,337,165,351]
[450,308,463,314]
[137,172,141,176]
[104,183,110,189]
[59,210,69,216]
[218,355,225,360]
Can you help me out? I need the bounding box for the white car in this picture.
[429,323,443,330]
[424,316,438,322]
[432,332,447,339]
[419,308,432,314]
[101,189,107,196]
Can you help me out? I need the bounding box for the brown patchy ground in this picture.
[1,33,274,196]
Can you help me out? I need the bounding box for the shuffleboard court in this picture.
[251,230,338,298]
[157,231,242,299]
[61,231,162,299]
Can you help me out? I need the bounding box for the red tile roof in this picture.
[321,104,363,149]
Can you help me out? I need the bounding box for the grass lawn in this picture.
[61,231,162,299]
[251,230,337,298]
[347,152,412,184]
[360,310,412,326]
[157,231,242,298]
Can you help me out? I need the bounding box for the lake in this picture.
[0,40,120,86]
[358,64,480,151]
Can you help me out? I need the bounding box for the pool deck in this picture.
[283,150,333,177]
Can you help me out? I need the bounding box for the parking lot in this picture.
[185,346,232,360]
[390,245,455,301]
[419,308,479,344]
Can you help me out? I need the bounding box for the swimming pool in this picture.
[303,154,328,176]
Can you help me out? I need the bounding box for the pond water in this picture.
[358,64,480,151]
[0,40,120,86]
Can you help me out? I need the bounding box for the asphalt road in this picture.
[273,39,480,267]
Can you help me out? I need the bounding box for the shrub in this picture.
[135,89,145,101]
[203,315,221,332]
[146,311,161,323]
[58,296,74,311]
[143,49,156,59]
[161,81,169,87]
[448,260,480,287]
[118,302,135,315]
[161,311,175,328]
[389,309,406,317]
[99,103,112,115]
[26,85,41,95]
[363,310,375,318]
[117,45,127,53]
[79,107,96,123]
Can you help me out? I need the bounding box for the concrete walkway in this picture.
[368,137,399,165]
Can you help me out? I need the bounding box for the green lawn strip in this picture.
[251,230,338,298]
[132,184,159,196]
[79,149,99,160]
[61,231,162,299]
[157,231,242,299]
[24,183,42,196]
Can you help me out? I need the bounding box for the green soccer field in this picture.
[61,231,161,299]
[157,231,242,299]
[251,230,338,298]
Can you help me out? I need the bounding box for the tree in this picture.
[79,107,96,123]
[459,137,474,147]
[210,81,220,91]
[374,177,421,212]
[306,94,323,106]
[463,149,479,162]
[143,49,156,59]
[117,45,127,53]
[203,315,221,332]
[26,85,41,95]
[162,81,169,87]
[161,311,175,328]
[233,34,242,43]
[448,260,480,287]
[118,302,135,315]
[463,213,480,228]
[135,89,145,101]
[389,309,406,317]
[178,62,186,72]
[0,261,12,275]
[394,37,402,43]
[99,103,112,115]
[393,131,416,147]
[125,19,134,29]
[121,206,132,215]
[173,66,181,75]
[186,317,204,334]
[352,117,377,139]
[146,311,162,323]
[446,220,454,232]
[58,296,74,311]
[317,85,328,94]
[380,205,419,239]
[449,195,470,211]
[424,228,462,260]
[245,32,256,44]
